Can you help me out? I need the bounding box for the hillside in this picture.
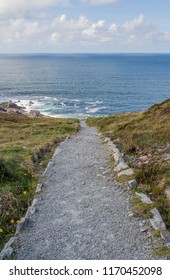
[0,112,79,250]
[87,99,170,233]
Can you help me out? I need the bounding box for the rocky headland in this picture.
[0,101,44,118]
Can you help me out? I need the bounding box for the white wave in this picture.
[86,100,103,105]
[86,107,100,113]
[15,99,33,112]
[14,98,46,113]
[2,96,104,119]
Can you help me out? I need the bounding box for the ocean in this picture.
[0,53,170,118]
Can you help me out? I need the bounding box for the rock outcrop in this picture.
[0,101,44,118]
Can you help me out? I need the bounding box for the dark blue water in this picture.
[0,54,170,118]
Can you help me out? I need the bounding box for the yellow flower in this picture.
[23,191,27,195]
[10,219,14,224]
[16,220,20,224]
[24,173,27,176]
[0,228,3,233]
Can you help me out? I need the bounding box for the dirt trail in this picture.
[15,121,157,259]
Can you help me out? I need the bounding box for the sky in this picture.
[0,0,170,53]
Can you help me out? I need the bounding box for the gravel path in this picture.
[15,121,158,260]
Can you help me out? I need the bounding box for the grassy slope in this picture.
[0,113,79,250]
[87,98,170,230]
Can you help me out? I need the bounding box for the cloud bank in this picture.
[0,0,69,13]
[0,14,165,43]
[0,0,118,15]
[0,0,169,53]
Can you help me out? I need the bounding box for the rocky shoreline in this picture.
[0,101,44,118]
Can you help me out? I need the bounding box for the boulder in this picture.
[29,101,34,106]
[0,101,44,118]
[0,106,6,113]
[0,102,24,114]
[27,110,43,118]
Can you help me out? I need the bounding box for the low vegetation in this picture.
[87,98,170,229]
[0,113,79,250]
[131,195,155,219]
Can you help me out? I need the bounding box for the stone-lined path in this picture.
[15,122,157,259]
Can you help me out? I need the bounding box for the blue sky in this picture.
[0,0,170,53]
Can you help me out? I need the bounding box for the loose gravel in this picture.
[15,121,159,259]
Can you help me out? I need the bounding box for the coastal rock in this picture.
[6,102,21,109]
[0,101,24,113]
[0,106,6,113]
[29,101,34,106]
[27,110,44,118]
[0,101,44,119]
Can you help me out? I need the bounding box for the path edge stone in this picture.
[101,133,170,250]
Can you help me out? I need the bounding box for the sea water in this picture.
[0,53,170,118]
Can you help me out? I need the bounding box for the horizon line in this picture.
[0,52,170,55]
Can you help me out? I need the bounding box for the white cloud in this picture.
[52,15,89,31]
[0,0,69,16]
[123,14,145,32]
[59,14,67,23]
[0,13,169,51]
[83,20,105,36]
[0,17,47,46]
[128,34,136,43]
[145,30,159,41]
[109,23,117,32]
[0,0,119,17]
[163,32,170,41]
[51,32,60,42]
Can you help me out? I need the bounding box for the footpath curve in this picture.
[15,121,159,259]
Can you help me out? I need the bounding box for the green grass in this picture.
[87,98,170,152]
[87,98,170,229]
[0,157,36,247]
[156,246,170,260]
[0,113,79,250]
